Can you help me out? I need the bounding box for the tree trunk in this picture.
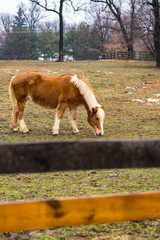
[129,0,135,57]
[153,0,160,67]
[58,0,64,62]
[118,17,134,54]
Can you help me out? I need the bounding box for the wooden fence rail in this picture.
[104,51,155,61]
[0,140,160,233]
[0,140,160,174]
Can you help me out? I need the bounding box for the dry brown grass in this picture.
[0,60,160,142]
[0,60,160,239]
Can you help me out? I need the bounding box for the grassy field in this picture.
[0,60,160,239]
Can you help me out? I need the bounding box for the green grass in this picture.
[0,60,160,239]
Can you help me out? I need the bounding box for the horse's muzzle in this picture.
[95,132,102,136]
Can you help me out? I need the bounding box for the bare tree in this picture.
[0,13,13,52]
[135,1,154,52]
[29,0,64,61]
[146,0,160,67]
[23,1,44,30]
[88,5,113,56]
[90,0,139,53]
[30,0,83,61]
[137,0,160,67]
[0,13,13,33]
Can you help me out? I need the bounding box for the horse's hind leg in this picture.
[9,81,18,131]
[10,105,18,132]
[68,107,79,134]
[17,100,29,133]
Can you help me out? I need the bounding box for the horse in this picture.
[9,72,105,136]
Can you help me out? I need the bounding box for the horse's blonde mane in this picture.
[70,75,100,111]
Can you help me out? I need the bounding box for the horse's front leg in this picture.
[68,107,79,134]
[52,103,67,135]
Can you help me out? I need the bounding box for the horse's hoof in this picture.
[12,128,18,132]
[73,131,80,135]
[23,130,29,134]
[52,132,59,136]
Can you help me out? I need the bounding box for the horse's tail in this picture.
[9,76,17,110]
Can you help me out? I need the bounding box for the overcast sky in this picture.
[0,0,87,24]
[1,0,28,14]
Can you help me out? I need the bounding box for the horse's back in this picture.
[10,72,84,109]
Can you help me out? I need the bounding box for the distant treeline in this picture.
[0,26,104,61]
[0,22,105,61]
[0,4,107,61]
[0,0,159,63]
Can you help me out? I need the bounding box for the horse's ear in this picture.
[101,105,104,109]
[92,107,98,114]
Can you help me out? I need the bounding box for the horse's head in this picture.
[87,106,105,136]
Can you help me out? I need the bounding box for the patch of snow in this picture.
[131,99,145,103]
[108,173,118,177]
[147,98,160,102]
[155,94,160,97]
[126,87,136,90]
[105,72,113,75]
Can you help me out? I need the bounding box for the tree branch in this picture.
[30,0,60,15]
[67,0,87,12]
[90,0,106,3]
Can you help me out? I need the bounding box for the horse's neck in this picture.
[83,92,99,113]
[70,75,100,112]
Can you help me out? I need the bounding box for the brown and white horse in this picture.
[9,72,105,136]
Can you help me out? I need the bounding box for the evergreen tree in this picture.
[11,6,31,59]
[65,23,101,60]
[13,7,27,28]
[0,6,40,60]
[38,29,59,60]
